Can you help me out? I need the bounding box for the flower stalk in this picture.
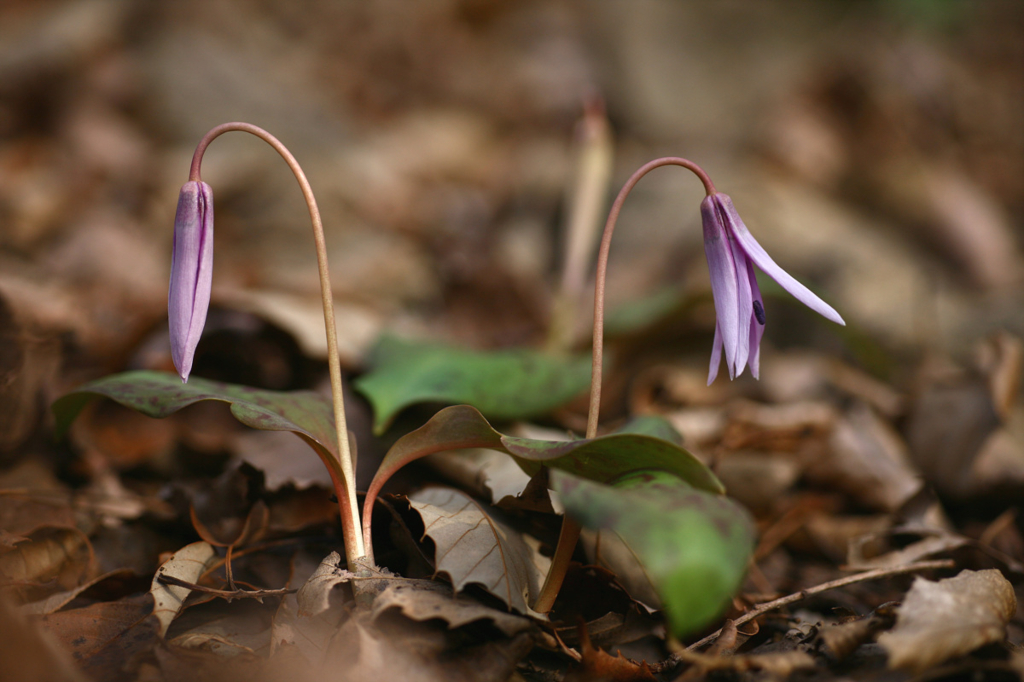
[532,157,842,613]
[182,122,367,568]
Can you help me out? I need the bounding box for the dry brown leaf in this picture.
[39,593,159,681]
[20,567,136,616]
[564,620,655,682]
[169,599,274,657]
[0,593,87,682]
[233,429,334,491]
[580,529,660,610]
[808,402,921,511]
[878,569,1017,672]
[326,611,535,682]
[905,363,1001,499]
[0,526,93,600]
[409,487,550,615]
[673,647,817,678]
[370,581,535,637]
[151,541,218,636]
[0,460,76,535]
[816,602,897,660]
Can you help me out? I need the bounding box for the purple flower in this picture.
[168,181,214,382]
[702,192,844,385]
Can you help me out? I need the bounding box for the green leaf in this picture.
[52,370,343,479]
[551,469,754,637]
[353,336,592,434]
[361,405,722,547]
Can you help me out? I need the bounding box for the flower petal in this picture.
[746,259,765,379]
[716,193,845,326]
[707,321,724,385]
[168,181,214,382]
[727,230,753,377]
[701,195,742,376]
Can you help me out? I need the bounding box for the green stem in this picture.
[190,122,368,568]
[532,157,714,613]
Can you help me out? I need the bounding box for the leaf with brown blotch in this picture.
[151,541,219,636]
[408,487,550,615]
[878,569,1017,672]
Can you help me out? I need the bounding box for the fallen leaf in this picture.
[878,569,1017,672]
[151,541,218,636]
[810,401,922,511]
[564,619,656,682]
[816,602,897,660]
[0,526,93,600]
[370,581,535,637]
[20,568,136,615]
[0,593,87,682]
[39,593,159,681]
[580,529,660,610]
[409,487,550,615]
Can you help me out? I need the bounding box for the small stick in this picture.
[156,573,294,603]
[654,558,954,671]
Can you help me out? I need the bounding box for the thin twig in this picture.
[156,574,295,603]
[656,558,954,670]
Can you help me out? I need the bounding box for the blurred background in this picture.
[0,0,1021,464]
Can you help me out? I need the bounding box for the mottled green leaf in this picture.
[552,469,754,637]
[52,370,343,481]
[360,405,720,550]
[353,336,592,434]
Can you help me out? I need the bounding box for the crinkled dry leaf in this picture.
[564,621,655,682]
[0,526,93,600]
[878,569,1017,672]
[370,582,535,637]
[409,487,550,615]
[151,541,218,636]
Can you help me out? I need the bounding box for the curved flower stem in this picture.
[189,122,367,568]
[532,157,714,614]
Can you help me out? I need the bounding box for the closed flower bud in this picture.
[168,181,213,382]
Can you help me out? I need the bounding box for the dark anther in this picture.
[753,300,766,325]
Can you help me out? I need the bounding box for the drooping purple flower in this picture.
[702,192,844,385]
[168,181,214,382]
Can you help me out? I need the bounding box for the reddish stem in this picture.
[533,157,715,613]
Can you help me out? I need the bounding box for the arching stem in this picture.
[532,157,714,613]
[190,122,368,568]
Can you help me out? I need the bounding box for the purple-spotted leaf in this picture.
[52,370,343,483]
[361,405,721,549]
[552,469,754,637]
